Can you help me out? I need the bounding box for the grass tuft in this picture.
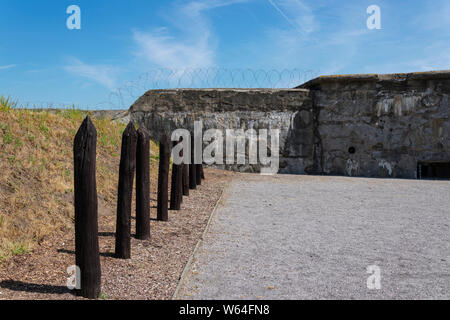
[0,95,18,111]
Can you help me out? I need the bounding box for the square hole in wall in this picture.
[417,162,450,179]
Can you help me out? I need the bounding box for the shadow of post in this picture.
[0,280,72,295]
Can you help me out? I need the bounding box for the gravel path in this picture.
[176,174,450,300]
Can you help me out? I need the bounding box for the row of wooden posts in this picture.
[73,116,204,299]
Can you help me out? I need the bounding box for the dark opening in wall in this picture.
[348,147,356,154]
[417,162,450,179]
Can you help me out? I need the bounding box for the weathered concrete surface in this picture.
[300,71,450,178]
[130,89,313,173]
[176,174,450,300]
[130,71,450,178]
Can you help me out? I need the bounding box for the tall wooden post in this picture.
[182,163,190,196]
[196,163,202,186]
[74,116,101,299]
[178,139,185,204]
[189,135,197,189]
[170,139,183,210]
[136,127,150,240]
[195,133,203,185]
[157,134,170,221]
[115,122,138,259]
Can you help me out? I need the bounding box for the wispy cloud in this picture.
[63,58,119,90]
[267,0,317,38]
[132,27,214,70]
[0,64,16,70]
[132,0,248,69]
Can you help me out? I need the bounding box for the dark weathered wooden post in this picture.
[74,116,101,299]
[195,134,203,185]
[182,163,190,196]
[178,137,186,202]
[115,122,138,259]
[181,134,190,196]
[136,126,150,240]
[157,134,170,221]
[189,135,197,189]
[196,163,202,186]
[170,139,183,210]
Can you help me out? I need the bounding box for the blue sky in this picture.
[0,0,449,109]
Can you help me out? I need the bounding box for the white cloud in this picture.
[132,0,248,69]
[132,28,214,70]
[0,64,16,70]
[63,58,119,90]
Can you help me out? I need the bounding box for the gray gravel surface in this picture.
[176,174,450,300]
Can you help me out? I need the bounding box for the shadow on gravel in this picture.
[57,248,115,257]
[98,232,115,237]
[0,280,72,295]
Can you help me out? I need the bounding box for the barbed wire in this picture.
[107,68,319,109]
[16,68,319,110]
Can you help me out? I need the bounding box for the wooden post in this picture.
[201,165,205,180]
[136,127,150,240]
[195,135,202,185]
[196,163,202,186]
[182,163,190,196]
[178,137,186,202]
[74,116,101,299]
[157,134,170,221]
[170,139,183,210]
[115,122,138,259]
[189,135,197,189]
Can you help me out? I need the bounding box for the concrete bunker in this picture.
[129,70,450,179]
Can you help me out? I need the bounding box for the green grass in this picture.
[0,95,18,111]
[12,243,29,256]
[98,293,109,299]
[1,124,14,144]
[62,107,86,122]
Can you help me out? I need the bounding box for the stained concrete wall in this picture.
[129,71,450,178]
[130,89,313,172]
[299,71,450,178]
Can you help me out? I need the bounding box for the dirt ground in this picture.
[0,168,234,300]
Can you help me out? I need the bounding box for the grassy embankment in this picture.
[0,96,158,262]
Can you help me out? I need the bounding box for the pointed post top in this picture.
[74,116,97,146]
[122,121,137,138]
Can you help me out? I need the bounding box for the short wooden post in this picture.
[189,135,197,189]
[170,139,183,211]
[136,127,150,240]
[115,122,138,259]
[74,116,101,299]
[157,134,170,221]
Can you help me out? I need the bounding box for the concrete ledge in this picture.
[299,70,450,89]
[130,88,311,113]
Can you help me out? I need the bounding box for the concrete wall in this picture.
[300,71,450,178]
[129,71,450,178]
[130,89,312,173]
